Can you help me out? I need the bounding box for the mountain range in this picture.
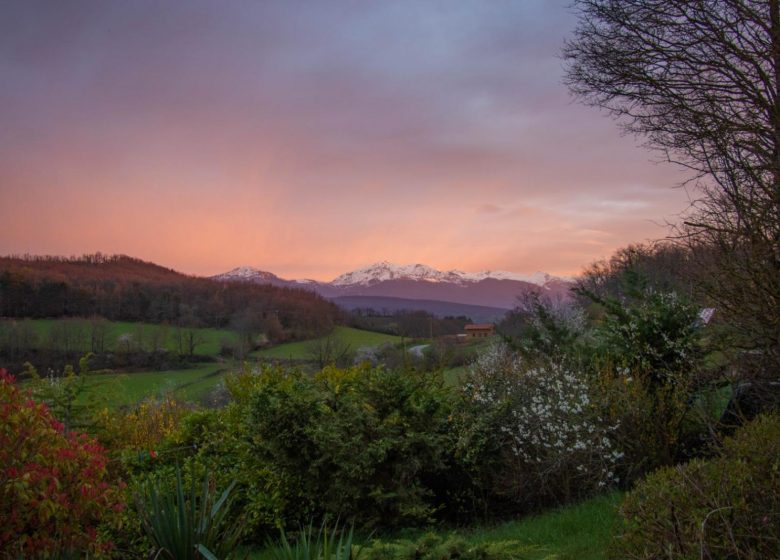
[213,261,574,320]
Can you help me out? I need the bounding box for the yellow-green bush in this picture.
[612,415,780,559]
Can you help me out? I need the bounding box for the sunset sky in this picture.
[0,0,691,281]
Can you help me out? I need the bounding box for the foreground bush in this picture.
[454,344,621,514]
[246,365,456,530]
[613,414,780,559]
[0,368,124,557]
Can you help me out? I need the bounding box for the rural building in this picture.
[464,323,495,338]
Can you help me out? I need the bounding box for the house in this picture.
[464,323,495,338]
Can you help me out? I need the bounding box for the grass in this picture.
[442,365,467,387]
[77,363,229,407]
[21,318,236,357]
[250,492,622,560]
[254,327,403,360]
[463,492,622,560]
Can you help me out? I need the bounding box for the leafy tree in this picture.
[564,0,780,370]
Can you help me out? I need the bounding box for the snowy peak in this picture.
[332,261,457,286]
[330,262,562,287]
[212,266,280,282]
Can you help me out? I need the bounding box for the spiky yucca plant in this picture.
[136,467,243,560]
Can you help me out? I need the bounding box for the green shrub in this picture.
[612,414,780,559]
[246,364,457,530]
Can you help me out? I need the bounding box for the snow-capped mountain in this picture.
[211,266,283,284]
[213,266,324,285]
[331,261,559,287]
[211,261,573,310]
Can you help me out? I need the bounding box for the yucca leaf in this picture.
[196,544,220,560]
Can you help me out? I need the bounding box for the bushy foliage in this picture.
[94,394,190,456]
[585,284,710,474]
[361,532,531,560]
[245,365,456,530]
[612,415,780,560]
[0,368,124,557]
[499,292,587,362]
[454,343,621,513]
[593,288,703,385]
[25,356,100,434]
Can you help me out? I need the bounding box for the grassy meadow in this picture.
[75,363,229,407]
[253,326,403,360]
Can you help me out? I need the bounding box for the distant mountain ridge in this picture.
[330,261,558,287]
[212,261,574,311]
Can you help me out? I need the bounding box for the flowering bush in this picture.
[0,368,124,557]
[595,289,702,385]
[588,287,708,475]
[454,344,621,512]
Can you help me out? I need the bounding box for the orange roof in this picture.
[465,323,495,330]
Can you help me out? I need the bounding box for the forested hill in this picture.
[0,254,340,340]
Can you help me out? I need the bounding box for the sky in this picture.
[0,0,692,281]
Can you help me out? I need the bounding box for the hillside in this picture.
[0,254,341,341]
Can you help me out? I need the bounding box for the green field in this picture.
[76,363,229,407]
[20,318,236,356]
[254,326,403,360]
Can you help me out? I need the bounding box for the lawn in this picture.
[254,326,403,360]
[21,318,236,357]
[463,492,622,560]
[252,492,622,560]
[76,362,229,407]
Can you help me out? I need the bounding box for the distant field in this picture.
[76,363,229,407]
[254,326,403,360]
[19,318,236,357]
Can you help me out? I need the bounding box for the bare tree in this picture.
[89,316,109,353]
[564,0,780,366]
[306,332,352,370]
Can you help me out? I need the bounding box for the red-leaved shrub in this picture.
[0,368,124,557]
